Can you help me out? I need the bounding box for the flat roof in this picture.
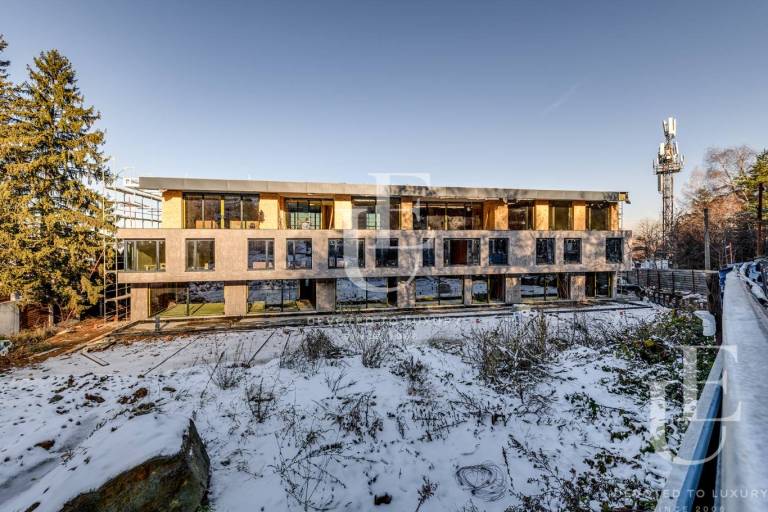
[138,177,629,203]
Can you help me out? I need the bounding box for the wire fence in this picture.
[620,269,716,296]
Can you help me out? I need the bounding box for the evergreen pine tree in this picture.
[0,48,114,320]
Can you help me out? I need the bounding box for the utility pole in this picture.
[704,208,711,270]
[757,183,764,257]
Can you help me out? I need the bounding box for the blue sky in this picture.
[4,0,767,227]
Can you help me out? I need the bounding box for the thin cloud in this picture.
[542,81,583,115]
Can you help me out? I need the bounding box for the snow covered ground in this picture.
[1,306,690,512]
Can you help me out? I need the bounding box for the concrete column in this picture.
[130,285,149,321]
[224,281,248,316]
[259,193,280,229]
[610,271,618,298]
[161,191,183,228]
[534,200,549,230]
[400,198,413,230]
[573,201,586,230]
[315,279,336,312]
[610,204,619,230]
[397,277,415,308]
[505,276,521,304]
[334,195,352,230]
[463,275,473,305]
[570,274,586,301]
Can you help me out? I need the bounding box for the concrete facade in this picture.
[118,178,631,320]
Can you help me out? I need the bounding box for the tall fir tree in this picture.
[0,48,114,320]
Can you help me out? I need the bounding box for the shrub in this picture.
[280,328,343,373]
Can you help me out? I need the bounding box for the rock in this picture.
[34,440,55,450]
[84,393,104,403]
[374,493,392,505]
[59,419,209,512]
[49,394,63,404]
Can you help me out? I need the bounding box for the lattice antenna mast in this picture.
[653,117,684,261]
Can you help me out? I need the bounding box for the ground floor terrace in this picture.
[128,272,617,320]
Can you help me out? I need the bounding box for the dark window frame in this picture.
[412,201,483,230]
[443,238,481,266]
[489,238,509,266]
[286,238,313,269]
[422,238,435,267]
[328,238,366,269]
[563,238,582,264]
[374,238,399,268]
[120,239,166,272]
[185,239,216,271]
[548,201,573,230]
[247,238,275,270]
[535,238,555,265]
[508,201,534,230]
[606,237,623,263]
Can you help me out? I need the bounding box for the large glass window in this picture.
[121,239,165,272]
[443,238,480,266]
[564,238,581,264]
[586,272,612,298]
[336,277,397,310]
[186,239,215,271]
[413,202,482,230]
[521,274,569,302]
[422,238,435,267]
[535,238,555,265]
[350,197,401,230]
[549,201,573,230]
[588,202,610,230]
[328,238,365,268]
[148,282,224,317]
[389,198,401,230]
[375,238,399,268]
[184,193,260,229]
[286,239,312,269]
[606,237,623,263]
[489,238,508,265]
[415,276,464,306]
[248,239,274,270]
[286,199,326,230]
[471,275,505,304]
[508,201,534,230]
[247,279,316,313]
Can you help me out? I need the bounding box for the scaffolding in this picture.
[102,178,162,322]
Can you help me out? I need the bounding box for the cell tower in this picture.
[653,117,684,261]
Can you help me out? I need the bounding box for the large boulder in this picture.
[60,420,210,512]
[6,416,209,512]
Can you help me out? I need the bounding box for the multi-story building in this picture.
[116,177,630,320]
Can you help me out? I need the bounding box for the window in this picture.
[422,238,435,267]
[471,275,505,304]
[521,274,569,301]
[443,239,480,266]
[564,238,581,264]
[336,277,398,309]
[415,276,464,305]
[375,238,399,267]
[508,201,534,230]
[286,199,326,230]
[248,279,316,313]
[121,239,165,272]
[587,202,610,230]
[489,238,508,265]
[351,197,401,230]
[549,201,573,230]
[535,238,555,265]
[248,239,274,270]
[328,238,365,268]
[224,194,261,229]
[148,282,224,317]
[184,193,260,229]
[586,272,612,298]
[186,239,215,271]
[413,202,482,230]
[606,237,623,263]
[286,239,312,269]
